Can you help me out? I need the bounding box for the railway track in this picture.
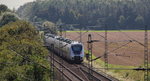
[48,51,119,81]
[49,54,84,81]
[79,64,119,81]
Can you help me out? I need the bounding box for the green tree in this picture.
[118,15,126,28]
[0,20,50,81]
[42,21,57,34]
[135,15,144,25]
[0,13,19,27]
[0,4,8,13]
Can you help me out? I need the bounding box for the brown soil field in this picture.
[65,31,150,66]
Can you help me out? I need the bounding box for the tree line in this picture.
[17,0,150,30]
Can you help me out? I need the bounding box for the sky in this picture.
[0,0,36,10]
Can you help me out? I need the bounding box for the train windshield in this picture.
[71,45,82,54]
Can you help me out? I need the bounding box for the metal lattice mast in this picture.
[50,48,53,81]
[80,28,82,43]
[104,25,108,70]
[64,30,66,38]
[144,25,149,81]
[59,25,64,81]
[52,45,55,81]
[50,45,55,81]
[87,34,93,81]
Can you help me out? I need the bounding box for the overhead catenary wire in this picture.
[83,26,149,65]
[58,25,64,81]
[118,30,145,46]
[41,22,149,81]
[91,40,133,62]
[87,34,93,81]
[144,25,149,81]
[0,62,33,81]
[8,47,50,81]
[94,31,141,43]
[115,26,149,81]
[51,66,150,71]
[9,48,49,70]
[72,30,89,41]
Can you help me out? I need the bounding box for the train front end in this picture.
[70,42,84,63]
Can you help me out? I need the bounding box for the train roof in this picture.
[45,33,80,44]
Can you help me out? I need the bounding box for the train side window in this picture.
[58,38,62,41]
[51,36,54,38]
[56,38,60,40]
[61,38,64,42]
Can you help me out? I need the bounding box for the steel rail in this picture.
[49,55,85,81]
[81,63,119,81]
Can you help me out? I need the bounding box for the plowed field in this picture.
[65,31,150,66]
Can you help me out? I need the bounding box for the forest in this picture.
[17,0,150,30]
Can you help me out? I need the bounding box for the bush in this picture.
[0,20,50,81]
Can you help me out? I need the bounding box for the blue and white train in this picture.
[44,34,84,63]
